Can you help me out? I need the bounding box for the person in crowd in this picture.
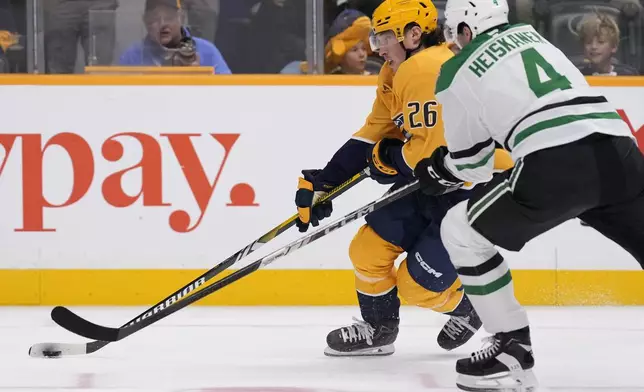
[0,0,17,73]
[213,0,256,73]
[247,0,306,73]
[325,9,373,74]
[281,9,380,75]
[182,0,219,44]
[119,0,231,73]
[577,12,638,76]
[44,0,118,73]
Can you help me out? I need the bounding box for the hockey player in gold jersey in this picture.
[294,0,513,356]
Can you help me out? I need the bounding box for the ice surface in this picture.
[3,306,644,391]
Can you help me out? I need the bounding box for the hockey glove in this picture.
[414,146,464,196]
[367,138,405,185]
[295,169,333,233]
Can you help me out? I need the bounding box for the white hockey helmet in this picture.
[443,0,509,48]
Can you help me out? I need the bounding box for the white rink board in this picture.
[0,84,641,270]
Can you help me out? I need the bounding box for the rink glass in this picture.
[0,0,642,74]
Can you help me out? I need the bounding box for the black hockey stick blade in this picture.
[46,179,419,344]
[51,306,120,342]
[40,171,368,349]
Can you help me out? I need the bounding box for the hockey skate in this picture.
[455,327,537,392]
[437,308,482,351]
[324,317,399,357]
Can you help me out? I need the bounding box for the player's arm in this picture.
[314,87,401,188]
[414,79,497,195]
[441,88,496,184]
[295,71,399,232]
[367,62,441,184]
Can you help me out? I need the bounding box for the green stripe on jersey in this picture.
[462,270,513,295]
[467,181,509,222]
[512,111,623,149]
[454,150,495,171]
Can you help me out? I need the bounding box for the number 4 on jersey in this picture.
[521,47,571,98]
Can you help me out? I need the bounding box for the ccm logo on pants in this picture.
[415,252,443,278]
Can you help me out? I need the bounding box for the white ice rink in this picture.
[3,306,644,392]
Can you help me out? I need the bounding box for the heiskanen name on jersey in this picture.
[436,23,633,183]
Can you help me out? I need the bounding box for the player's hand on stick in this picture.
[295,169,333,232]
[414,146,463,196]
[367,138,406,184]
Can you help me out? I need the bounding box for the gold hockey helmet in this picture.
[370,0,439,51]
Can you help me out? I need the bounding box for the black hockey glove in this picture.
[367,138,405,184]
[295,169,334,233]
[414,146,464,196]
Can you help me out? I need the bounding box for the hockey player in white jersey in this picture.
[412,0,644,391]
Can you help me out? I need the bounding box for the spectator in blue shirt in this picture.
[119,0,231,73]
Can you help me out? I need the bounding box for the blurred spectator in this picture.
[43,0,118,73]
[325,0,350,31]
[214,0,256,73]
[325,9,372,74]
[577,12,638,76]
[281,9,380,75]
[119,0,231,73]
[182,0,219,44]
[347,0,380,19]
[0,39,9,73]
[0,0,19,73]
[6,0,26,72]
[245,0,306,73]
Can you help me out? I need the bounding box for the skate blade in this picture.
[456,369,538,392]
[323,344,394,357]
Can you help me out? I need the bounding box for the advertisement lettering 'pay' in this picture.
[0,132,252,233]
[0,101,641,239]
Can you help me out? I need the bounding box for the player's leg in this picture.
[398,189,482,350]
[397,240,481,350]
[581,198,644,268]
[578,136,644,268]
[442,136,613,390]
[442,169,586,389]
[323,224,402,357]
[441,200,537,391]
[324,186,423,357]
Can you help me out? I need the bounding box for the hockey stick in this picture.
[43,180,419,343]
[28,170,369,358]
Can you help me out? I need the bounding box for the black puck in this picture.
[29,345,63,358]
[42,350,62,358]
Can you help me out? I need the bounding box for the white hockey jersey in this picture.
[436,23,633,184]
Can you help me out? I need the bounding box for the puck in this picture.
[29,344,63,358]
[42,350,62,358]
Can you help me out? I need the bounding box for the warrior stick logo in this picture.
[127,276,207,326]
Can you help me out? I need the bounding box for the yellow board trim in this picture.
[2,269,644,306]
[0,74,642,87]
[0,74,380,86]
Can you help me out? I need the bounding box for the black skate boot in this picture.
[455,327,537,392]
[437,296,482,350]
[324,317,399,357]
